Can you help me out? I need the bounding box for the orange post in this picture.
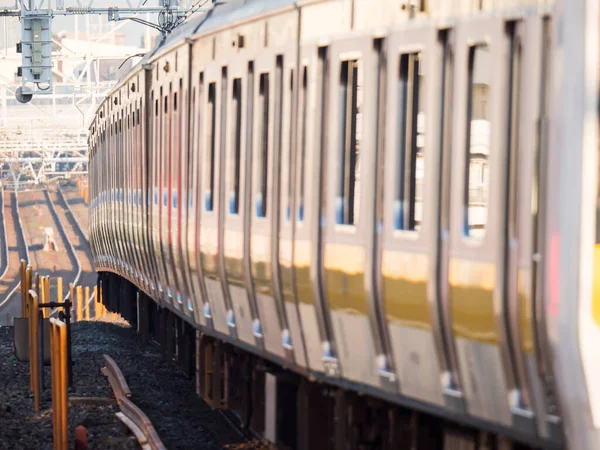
[84,286,90,320]
[42,276,50,319]
[76,286,83,321]
[24,265,32,316]
[28,289,40,411]
[57,277,63,303]
[19,260,26,315]
[94,286,100,318]
[50,320,57,444]
[50,318,68,450]
[69,283,75,320]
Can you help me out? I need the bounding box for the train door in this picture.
[508,15,560,440]
[319,36,388,387]
[222,55,261,348]
[293,45,335,374]
[117,107,125,276]
[187,64,208,328]
[173,47,196,320]
[151,85,167,303]
[159,79,178,309]
[198,62,234,336]
[111,108,120,273]
[168,71,191,317]
[444,17,530,428]
[125,103,135,279]
[248,52,286,359]
[378,27,447,405]
[145,69,160,297]
[278,45,308,368]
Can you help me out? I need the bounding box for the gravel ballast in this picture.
[0,317,249,449]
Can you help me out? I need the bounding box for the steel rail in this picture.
[56,186,94,313]
[0,191,31,308]
[101,354,166,450]
[44,188,82,316]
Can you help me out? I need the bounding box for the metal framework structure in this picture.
[0,21,145,187]
[0,0,210,100]
[0,0,211,186]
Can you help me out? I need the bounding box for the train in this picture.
[88,0,600,448]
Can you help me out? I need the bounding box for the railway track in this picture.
[49,188,96,316]
[18,189,78,308]
[102,354,166,450]
[59,185,89,241]
[0,191,30,324]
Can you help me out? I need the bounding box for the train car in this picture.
[89,0,600,448]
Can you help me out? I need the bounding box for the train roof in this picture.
[158,0,298,53]
[110,0,297,93]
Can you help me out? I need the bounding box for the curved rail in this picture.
[43,189,81,313]
[54,186,95,311]
[101,354,166,450]
[0,191,31,309]
[57,186,89,242]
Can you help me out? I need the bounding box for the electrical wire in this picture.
[166,0,210,32]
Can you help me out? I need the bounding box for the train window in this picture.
[394,52,425,231]
[256,73,270,218]
[507,33,521,240]
[297,66,308,222]
[230,78,242,215]
[274,56,284,221]
[464,44,491,239]
[174,92,178,111]
[206,82,216,212]
[286,68,294,221]
[336,59,362,226]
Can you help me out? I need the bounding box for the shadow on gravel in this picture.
[1,320,248,449]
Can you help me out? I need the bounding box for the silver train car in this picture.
[88,0,600,448]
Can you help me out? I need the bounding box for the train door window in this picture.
[163,94,169,208]
[394,52,426,231]
[336,59,362,226]
[297,66,308,222]
[188,85,197,212]
[464,44,491,240]
[178,79,184,212]
[256,73,270,218]
[286,68,295,221]
[154,96,159,205]
[206,82,216,211]
[173,89,178,210]
[274,55,285,221]
[507,31,522,241]
[230,78,242,214]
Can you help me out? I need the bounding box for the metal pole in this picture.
[38,304,44,391]
[65,300,72,387]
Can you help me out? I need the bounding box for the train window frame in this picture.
[296,65,308,224]
[205,81,217,212]
[256,72,270,219]
[230,77,243,215]
[335,57,362,227]
[463,43,492,241]
[392,51,426,233]
[284,65,294,223]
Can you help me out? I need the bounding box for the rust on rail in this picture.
[101,354,165,450]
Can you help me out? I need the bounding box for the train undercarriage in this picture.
[98,271,549,450]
